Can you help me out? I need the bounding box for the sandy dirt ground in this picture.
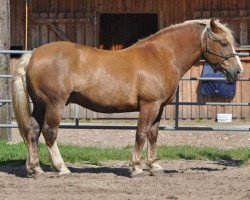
[1,124,250,200]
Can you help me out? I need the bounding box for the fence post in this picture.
[174,86,180,129]
[0,0,11,141]
[75,104,79,127]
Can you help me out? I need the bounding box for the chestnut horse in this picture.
[12,19,243,178]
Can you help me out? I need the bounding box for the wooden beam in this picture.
[221,16,250,21]
[49,0,58,12]
[0,0,11,141]
[33,17,90,24]
[48,23,69,41]
[193,9,250,21]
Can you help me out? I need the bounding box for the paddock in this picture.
[0,1,250,199]
[1,127,250,200]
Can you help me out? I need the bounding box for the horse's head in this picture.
[201,19,243,83]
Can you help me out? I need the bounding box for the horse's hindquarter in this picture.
[27,42,79,104]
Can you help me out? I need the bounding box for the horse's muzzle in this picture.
[225,68,242,84]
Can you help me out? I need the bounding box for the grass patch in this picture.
[0,141,250,165]
[157,146,250,163]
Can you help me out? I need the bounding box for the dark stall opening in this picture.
[99,13,158,50]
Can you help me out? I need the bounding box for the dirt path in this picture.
[1,127,250,200]
[0,160,249,200]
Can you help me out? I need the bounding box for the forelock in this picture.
[211,19,236,46]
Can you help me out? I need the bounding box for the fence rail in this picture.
[0,49,249,133]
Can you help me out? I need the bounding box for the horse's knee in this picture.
[135,131,146,144]
[147,123,160,142]
[147,131,157,143]
[43,128,58,147]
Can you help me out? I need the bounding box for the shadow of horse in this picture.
[0,160,132,178]
[0,160,50,178]
[0,160,180,178]
[0,159,244,178]
[68,165,131,177]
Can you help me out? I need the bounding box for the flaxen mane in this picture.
[135,19,235,46]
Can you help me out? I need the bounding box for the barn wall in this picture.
[11,0,250,48]
[10,0,250,119]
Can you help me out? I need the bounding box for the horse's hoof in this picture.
[27,168,45,179]
[130,169,144,178]
[147,162,165,176]
[149,167,164,176]
[57,168,71,177]
[29,171,45,179]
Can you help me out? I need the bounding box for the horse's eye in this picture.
[222,43,228,47]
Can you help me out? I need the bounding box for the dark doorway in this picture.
[99,13,158,50]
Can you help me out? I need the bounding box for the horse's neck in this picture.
[155,25,203,78]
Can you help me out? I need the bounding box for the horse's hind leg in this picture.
[25,105,45,177]
[42,104,70,176]
[129,102,161,177]
[146,108,164,176]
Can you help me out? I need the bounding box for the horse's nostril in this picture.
[237,70,241,74]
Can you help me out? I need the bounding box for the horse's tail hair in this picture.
[11,52,33,144]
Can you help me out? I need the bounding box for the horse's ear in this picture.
[210,18,223,34]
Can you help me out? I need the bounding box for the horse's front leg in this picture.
[146,108,164,176]
[129,102,161,177]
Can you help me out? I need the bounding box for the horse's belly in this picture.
[68,91,139,113]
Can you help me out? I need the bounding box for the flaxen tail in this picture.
[11,53,33,144]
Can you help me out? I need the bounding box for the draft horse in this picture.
[12,19,243,177]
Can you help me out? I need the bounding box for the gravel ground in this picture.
[10,119,250,149]
[10,129,250,149]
